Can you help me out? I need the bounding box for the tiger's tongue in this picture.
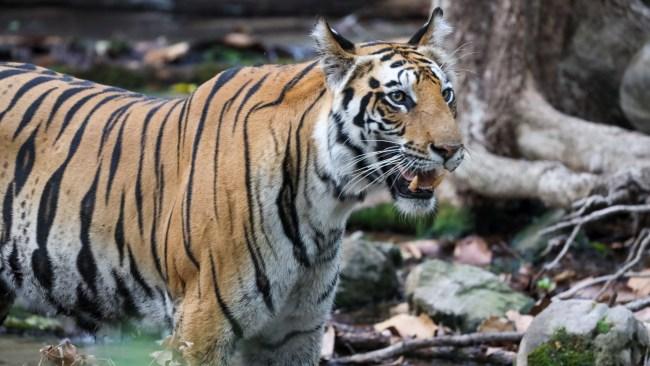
[408,171,446,192]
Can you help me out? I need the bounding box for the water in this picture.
[0,334,161,366]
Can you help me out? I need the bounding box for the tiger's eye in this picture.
[442,88,454,103]
[389,91,406,103]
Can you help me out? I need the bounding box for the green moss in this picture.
[429,204,474,239]
[596,317,612,334]
[347,202,473,238]
[528,328,595,366]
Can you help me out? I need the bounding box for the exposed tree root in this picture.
[331,331,522,364]
[453,146,598,208]
[514,86,650,175]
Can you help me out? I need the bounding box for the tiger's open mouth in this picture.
[389,167,446,200]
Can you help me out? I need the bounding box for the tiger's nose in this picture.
[430,143,462,160]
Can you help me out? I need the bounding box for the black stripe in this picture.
[136,103,165,237]
[241,94,276,312]
[77,168,101,294]
[183,68,242,269]
[0,63,37,71]
[277,89,326,267]
[176,96,192,176]
[0,75,57,124]
[114,193,127,265]
[232,73,269,133]
[8,241,22,288]
[0,182,14,248]
[137,102,166,280]
[112,270,140,317]
[14,125,40,196]
[353,92,373,127]
[317,272,339,304]
[212,79,251,218]
[153,100,183,281]
[128,246,153,298]
[254,62,318,112]
[244,227,274,313]
[105,111,130,203]
[44,86,94,129]
[55,89,117,142]
[12,87,57,140]
[341,87,354,110]
[33,86,100,292]
[209,252,243,338]
[0,68,26,81]
[99,98,142,155]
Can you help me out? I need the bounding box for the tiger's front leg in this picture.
[174,281,239,366]
[238,327,324,366]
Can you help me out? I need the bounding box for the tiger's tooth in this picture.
[432,172,446,189]
[408,175,419,192]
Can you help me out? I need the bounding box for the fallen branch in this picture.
[541,204,650,236]
[331,331,523,364]
[626,296,650,312]
[596,230,650,300]
[543,222,583,271]
[555,271,650,300]
[409,346,515,365]
[453,146,597,208]
[515,86,650,175]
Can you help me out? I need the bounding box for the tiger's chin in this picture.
[387,168,443,216]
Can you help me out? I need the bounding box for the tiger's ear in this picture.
[408,7,451,47]
[312,18,356,88]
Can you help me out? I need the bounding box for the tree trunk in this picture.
[441,0,650,209]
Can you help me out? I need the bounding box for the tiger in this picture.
[0,8,462,365]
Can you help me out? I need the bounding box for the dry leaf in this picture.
[374,314,438,339]
[477,316,515,333]
[628,270,650,296]
[506,310,534,332]
[401,240,441,260]
[320,325,336,360]
[39,340,96,366]
[453,236,492,266]
[553,269,576,283]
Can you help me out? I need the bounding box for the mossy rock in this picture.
[518,300,650,366]
[528,328,595,366]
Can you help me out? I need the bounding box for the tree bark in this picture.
[440,0,650,208]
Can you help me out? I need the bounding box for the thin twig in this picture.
[544,223,583,271]
[596,230,650,300]
[626,296,650,312]
[541,204,650,236]
[331,332,523,364]
[555,272,650,300]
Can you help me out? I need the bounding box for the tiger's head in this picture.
[313,8,463,215]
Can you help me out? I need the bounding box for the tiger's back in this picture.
[0,62,181,330]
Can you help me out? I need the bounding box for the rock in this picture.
[621,42,650,135]
[335,238,400,308]
[405,260,533,332]
[517,300,650,366]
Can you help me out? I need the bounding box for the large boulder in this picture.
[621,42,650,135]
[517,300,650,366]
[334,238,401,308]
[405,259,533,332]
